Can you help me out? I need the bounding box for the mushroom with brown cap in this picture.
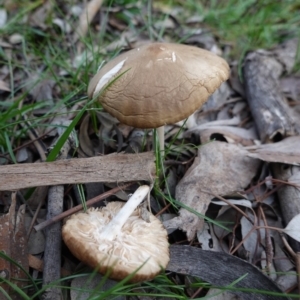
[88,42,230,153]
[62,185,169,282]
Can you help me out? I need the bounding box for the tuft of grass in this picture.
[159,0,300,62]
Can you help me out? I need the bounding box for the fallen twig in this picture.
[34,183,134,231]
[0,152,156,190]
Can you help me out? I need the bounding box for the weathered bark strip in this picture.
[243,39,300,253]
[42,186,64,300]
[243,39,299,142]
[246,136,300,165]
[0,152,156,191]
[43,135,72,300]
[272,164,300,252]
[168,245,289,300]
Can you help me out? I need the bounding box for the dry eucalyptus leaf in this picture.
[196,126,257,146]
[280,76,300,101]
[196,223,212,251]
[246,136,300,165]
[164,141,260,240]
[213,207,238,244]
[273,242,294,273]
[205,289,242,300]
[283,214,300,242]
[16,147,29,163]
[211,199,252,208]
[276,271,298,292]
[29,1,53,29]
[0,193,28,297]
[240,209,264,262]
[52,18,71,33]
[273,242,296,291]
[96,111,120,150]
[73,0,104,42]
[184,116,241,134]
[154,17,175,30]
[0,79,10,91]
[30,79,55,103]
[25,215,45,255]
[41,105,70,137]
[104,31,135,52]
[79,113,96,157]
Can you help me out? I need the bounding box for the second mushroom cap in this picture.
[88,43,230,129]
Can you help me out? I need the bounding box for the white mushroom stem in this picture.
[99,185,150,241]
[157,126,165,156]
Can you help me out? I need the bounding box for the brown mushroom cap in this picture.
[62,202,169,282]
[88,43,230,128]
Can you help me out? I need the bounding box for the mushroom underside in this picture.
[62,202,169,282]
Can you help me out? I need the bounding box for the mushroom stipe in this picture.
[62,185,169,282]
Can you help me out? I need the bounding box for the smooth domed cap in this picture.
[62,202,169,282]
[88,43,230,128]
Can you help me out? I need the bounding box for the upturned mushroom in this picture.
[88,42,230,153]
[62,185,169,282]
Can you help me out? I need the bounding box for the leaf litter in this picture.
[0,0,300,299]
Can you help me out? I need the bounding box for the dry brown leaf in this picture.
[280,76,300,101]
[246,136,300,165]
[164,141,260,240]
[186,125,257,146]
[182,82,231,129]
[73,0,103,42]
[205,289,243,300]
[29,1,53,29]
[240,209,264,262]
[0,193,28,297]
[96,111,120,150]
[25,215,45,255]
[30,79,55,103]
[79,113,96,157]
[0,79,10,91]
[28,254,71,277]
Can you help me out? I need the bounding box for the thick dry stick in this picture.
[243,39,299,142]
[0,152,156,191]
[43,136,72,299]
[243,39,300,253]
[272,164,300,252]
[34,183,133,231]
[42,186,64,300]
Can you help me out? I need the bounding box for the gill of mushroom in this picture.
[62,185,170,282]
[98,185,150,240]
[88,43,230,157]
